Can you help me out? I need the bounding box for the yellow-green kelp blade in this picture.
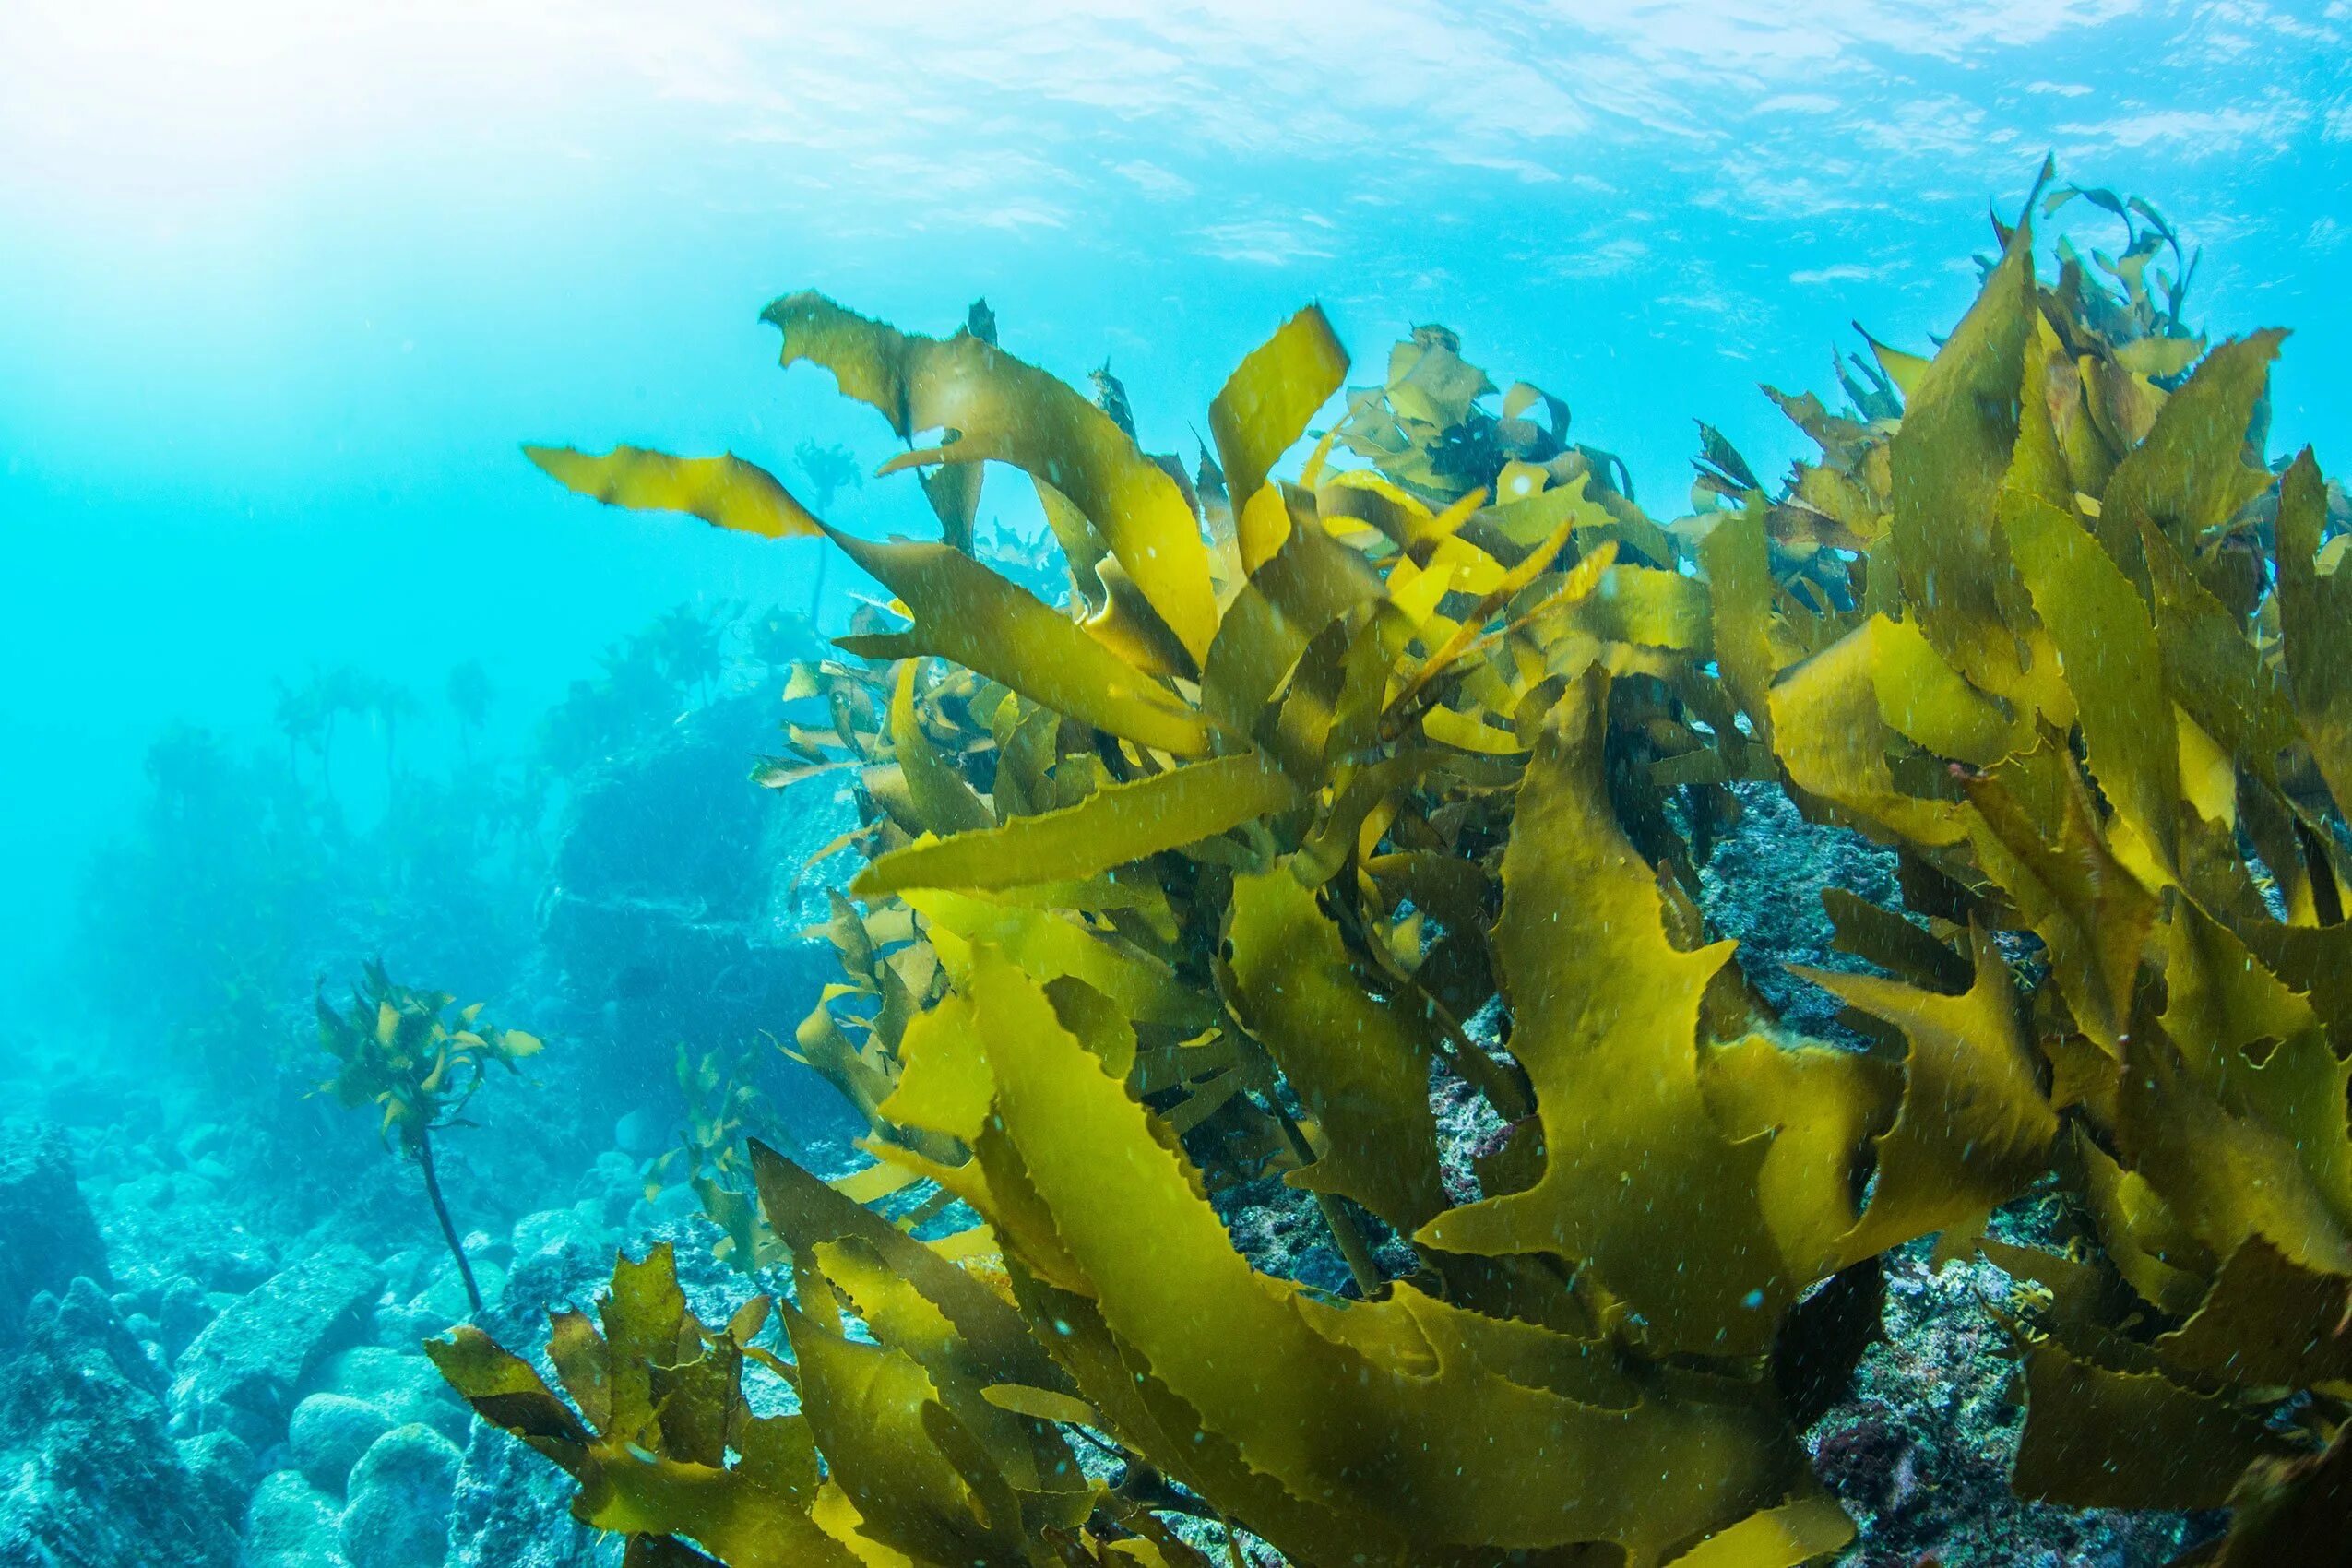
[1210,303,1349,517]
[854,750,1300,897]
[524,445,825,540]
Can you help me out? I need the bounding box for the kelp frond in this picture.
[315,958,542,1155]
[445,169,2352,1565]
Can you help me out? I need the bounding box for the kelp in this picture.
[637,1040,802,1274]
[446,166,2352,1564]
[1670,167,2352,1538]
[317,959,544,1313]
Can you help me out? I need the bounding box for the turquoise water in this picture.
[6,2,2346,1006]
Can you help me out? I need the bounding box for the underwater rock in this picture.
[0,1277,240,1567]
[509,1205,615,1270]
[485,1235,620,1354]
[374,1253,508,1351]
[97,1170,281,1300]
[575,1150,637,1223]
[338,1423,460,1568]
[170,1244,383,1444]
[624,1179,701,1234]
[537,694,854,1089]
[1209,1173,1356,1296]
[445,1418,609,1568]
[611,1108,665,1158]
[161,1272,222,1361]
[303,1345,470,1445]
[1811,1243,2221,1566]
[180,1429,259,1534]
[289,1393,396,1494]
[1698,780,1903,1039]
[242,1468,348,1568]
[0,1119,112,1345]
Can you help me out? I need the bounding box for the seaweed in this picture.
[444,164,2352,1564]
[641,1039,807,1276]
[315,959,544,1312]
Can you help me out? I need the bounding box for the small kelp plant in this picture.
[317,959,544,1313]
[433,163,2352,1565]
[638,1038,808,1276]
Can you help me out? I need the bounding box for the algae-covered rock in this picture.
[303,1344,470,1444]
[290,1393,396,1494]
[1698,781,1902,1040]
[339,1423,461,1568]
[170,1244,382,1443]
[445,1418,608,1568]
[0,1277,240,1566]
[179,1429,258,1536]
[160,1272,220,1362]
[1808,1243,2223,1567]
[0,1119,112,1346]
[538,694,854,1075]
[243,1467,348,1568]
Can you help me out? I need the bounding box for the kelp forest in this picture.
[400,166,2352,1567]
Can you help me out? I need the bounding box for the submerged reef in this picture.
[0,657,862,1565]
[418,162,2352,1567]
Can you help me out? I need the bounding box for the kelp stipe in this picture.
[316,960,545,1313]
[441,166,2352,1563]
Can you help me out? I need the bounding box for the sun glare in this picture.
[0,0,605,214]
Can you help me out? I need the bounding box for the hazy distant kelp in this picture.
[445,163,2352,1565]
[537,600,826,777]
[72,665,547,1088]
[69,594,834,1109]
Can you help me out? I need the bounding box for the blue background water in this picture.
[4,0,2346,1017]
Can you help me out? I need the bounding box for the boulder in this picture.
[0,1277,240,1567]
[374,1257,508,1353]
[289,1393,396,1494]
[242,1468,347,1568]
[612,1109,667,1158]
[510,1205,614,1267]
[445,1419,605,1568]
[179,1429,258,1534]
[94,1169,279,1300]
[537,695,855,1095]
[303,1345,470,1444]
[0,1120,111,1346]
[160,1273,220,1361]
[170,1245,382,1444]
[339,1423,461,1568]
